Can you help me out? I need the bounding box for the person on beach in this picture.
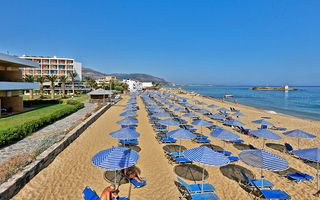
[100,184,119,200]
[124,167,144,184]
[234,99,238,104]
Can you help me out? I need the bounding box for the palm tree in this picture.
[24,75,34,99]
[69,72,78,95]
[36,76,46,98]
[47,75,58,100]
[60,75,68,98]
[84,77,97,91]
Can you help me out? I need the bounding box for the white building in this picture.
[123,79,141,92]
[141,82,153,89]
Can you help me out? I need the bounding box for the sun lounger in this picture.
[165,146,184,158]
[230,139,244,143]
[240,170,274,189]
[120,171,146,188]
[260,125,268,129]
[216,151,232,156]
[165,147,191,164]
[194,138,211,143]
[271,126,287,131]
[251,181,290,200]
[82,186,129,200]
[228,156,239,162]
[285,173,313,183]
[156,128,168,132]
[249,144,257,149]
[285,143,293,154]
[119,139,138,145]
[189,192,219,200]
[157,134,177,143]
[177,177,215,193]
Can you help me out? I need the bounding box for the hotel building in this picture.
[20,55,82,81]
[0,53,39,117]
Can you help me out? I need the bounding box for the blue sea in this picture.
[170,86,320,121]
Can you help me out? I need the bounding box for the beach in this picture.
[11,92,320,200]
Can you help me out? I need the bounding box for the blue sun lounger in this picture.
[119,139,138,145]
[252,183,290,200]
[285,173,313,183]
[177,177,215,193]
[217,151,232,156]
[228,156,239,162]
[120,171,146,188]
[165,146,184,157]
[82,186,129,200]
[241,170,274,189]
[189,192,219,200]
[165,147,191,164]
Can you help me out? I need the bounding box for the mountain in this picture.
[82,67,170,85]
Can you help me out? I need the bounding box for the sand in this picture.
[12,92,320,200]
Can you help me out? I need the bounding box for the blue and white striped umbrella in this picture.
[123,107,136,111]
[252,119,274,127]
[120,111,137,117]
[208,104,219,108]
[209,113,225,120]
[127,99,136,104]
[224,119,245,127]
[197,109,211,114]
[184,146,229,192]
[116,117,138,125]
[92,147,139,171]
[183,112,199,118]
[190,105,200,110]
[283,129,316,149]
[158,118,180,126]
[167,128,196,140]
[217,107,230,112]
[232,112,246,117]
[250,129,281,149]
[109,128,140,140]
[239,149,288,187]
[174,107,186,112]
[293,148,320,191]
[210,129,240,142]
[192,119,213,127]
[239,149,288,171]
[150,112,170,118]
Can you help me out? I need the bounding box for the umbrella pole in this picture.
[114,170,117,185]
[179,139,182,155]
[298,138,300,149]
[224,141,226,149]
[261,168,264,188]
[202,165,205,193]
[317,161,319,192]
[262,139,265,149]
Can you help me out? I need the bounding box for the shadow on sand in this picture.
[163,144,187,152]
[201,144,224,151]
[174,164,208,182]
[233,143,251,151]
[265,143,285,153]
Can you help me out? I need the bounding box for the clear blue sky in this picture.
[1,0,319,85]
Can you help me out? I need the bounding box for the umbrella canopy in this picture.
[183,112,199,118]
[283,129,316,149]
[191,119,213,127]
[197,109,211,114]
[223,119,245,127]
[208,113,225,120]
[92,147,139,171]
[231,112,246,117]
[252,119,274,126]
[150,112,170,118]
[167,128,196,140]
[116,117,138,125]
[109,128,140,140]
[190,105,200,110]
[184,146,229,192]
[239,149,288,171]
[210,129,240,142]
[174,107,186,112]
[158,118,180,126]
[250,129,281,149]
[123,107,136,111]
[120,111,137,117]
[217,107,230,112]
[208,104,219,108]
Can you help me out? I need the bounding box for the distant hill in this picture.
[82,67,170,85]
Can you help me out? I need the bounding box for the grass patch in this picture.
[23,94,89,102]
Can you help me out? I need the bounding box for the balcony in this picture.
[0,82,39,90]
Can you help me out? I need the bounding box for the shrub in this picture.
[23,99,62,107]
[0,101,84,147]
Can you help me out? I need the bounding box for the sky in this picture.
[0,0,319,85]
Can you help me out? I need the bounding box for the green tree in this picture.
[46,75,58,100]
[114,85,123,91]
[84,77,97,91]
[60,75,68,98]
[36,76,46,98]
[24,75,34,99]
[69,72,78,95]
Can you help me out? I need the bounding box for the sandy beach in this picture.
[12,92,320,200]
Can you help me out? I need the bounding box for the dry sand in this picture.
[12,93,320,200]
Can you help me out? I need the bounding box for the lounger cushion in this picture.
[195,139,211,143]
[260,189,290,199]
[228,156,239,162]
[252,179,274,188]
[217,151,232,156]
[188,183,215,193]
[190,192,219,200]
[130,178,146,187]
[83,187,100,200]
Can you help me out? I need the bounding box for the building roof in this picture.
[88,88,113,95]
[0,53,39,68]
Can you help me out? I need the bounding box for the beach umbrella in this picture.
[197,109,211,115]
[127,99,136,104]
[283,129,316,149]
[252,119,274,127]
[208,113,225,120]
[217,107,230,112]
[231,112,246,117]
[193,100,200,104]
[223,119,245,127]
[167,128,196,154]
[239,149,288,187]
[210,129,240,148]
[174,107,186,113]
[123,107,136,111]
[293,148,320,192]
[208,104,219,108]
[250,129,281,149]
[183,112,199,123]
[150,112,170,118]
[92,147,139,184]
[158,118,180,127]
[109,128,140,140]
[190,105,200,110]
[184,146,229,192]
[120,111,137,117]
[148,107,163,113]
[191,119,213,135]
[117,117,138,126]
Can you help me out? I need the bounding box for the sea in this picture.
[169,85,320,121]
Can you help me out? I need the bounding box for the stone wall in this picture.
[0,96,23,112]
[0,100,119,200]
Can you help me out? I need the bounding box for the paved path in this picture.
[0,101,96,164]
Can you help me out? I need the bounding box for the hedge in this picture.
[23,99,62,107]
[0,101,84,147]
